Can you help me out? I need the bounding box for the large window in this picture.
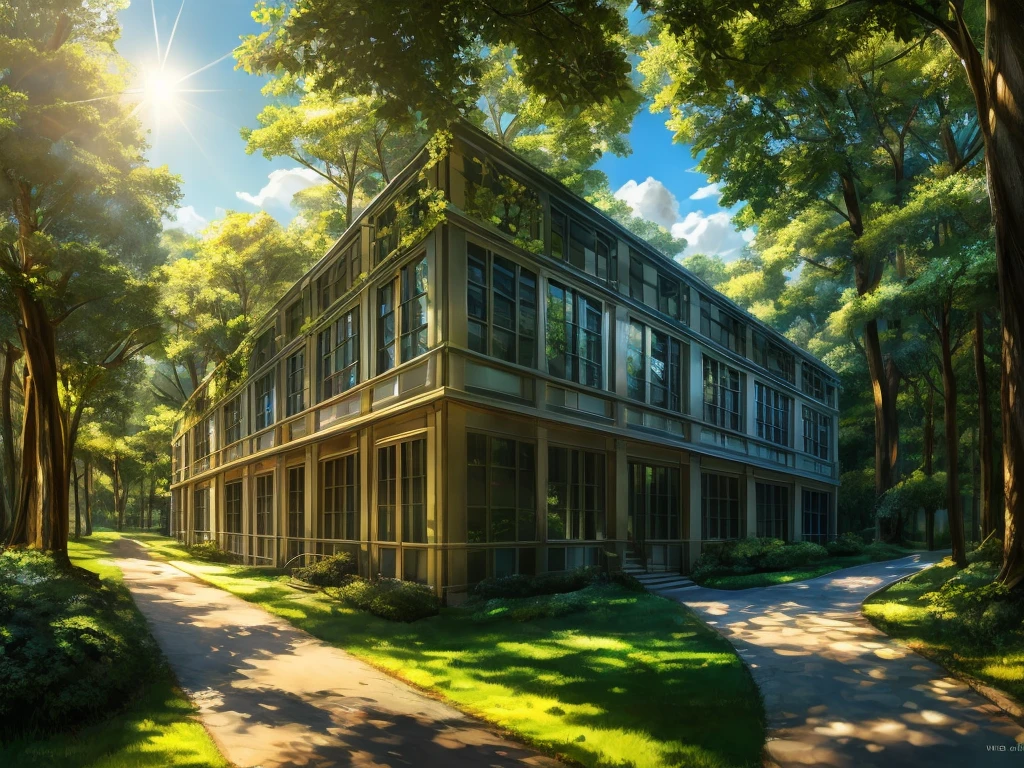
[193,418,211,463]
[378,257,428,375]
[551,207,616,284]
[321,454,358,540]
[253,371,275,431]
[400,256,429,363]
[802,362,836,407]
[255,474,273,538]
[752,331,795,383]
[803,489,831,544]
[703,355,743,431]
[318,237,361,313]
[285,350,304,416]
[225,481,242,534]
[629,251,689,323]
[193,488,210,539]
[699,296,746,356]
[547,447,605,540]
[466,243,538,367]
[318,309,359,401]
[701,473,742,540]
[251,327,275,372]
[627,321,684,412]
[755,382,791,446]
[628,463,681,541]
[287,466,305,558]
[466,434,536,543]
[802,405,832,460]
[756,482,789,539]
[223,395,242,445]
[376,437,427,544]
[462,155,542,248]
[285,300,304,339]
[546,282,602,388]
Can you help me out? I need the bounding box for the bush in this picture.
[0,550,158,739]
[337,577,440,622]
[925,563,1024,645]
[186,540,239,563]
[827,532,866,557]
[759,541,828,571]
[969,537,1003,565]
[473,566,600,600]
[472,588,597,623]
[293,553,356,587]
[864,541,905,562]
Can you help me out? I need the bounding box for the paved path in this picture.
[674,553,1024,767]
[111,538,558,768]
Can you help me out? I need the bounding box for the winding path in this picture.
[669,553,1023,767]
[111,538,557,768]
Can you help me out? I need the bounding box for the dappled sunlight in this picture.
[677,554,1024,766]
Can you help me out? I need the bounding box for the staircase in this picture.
[623,549,699,595]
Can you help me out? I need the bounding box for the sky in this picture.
[117,0,750,259]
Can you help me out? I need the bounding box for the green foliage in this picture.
[335,577,440,622]
[472,586,598,623]
[877,470,947,523]
[292,553,356,587]
[473,566,602,601]
[0,550,157,739]
[969,536,1003,565]
[863,541,907,562]
[693,539,829,583]
[184,541,240,564]
[827,532,866,557]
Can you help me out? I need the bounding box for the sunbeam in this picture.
[175,51,234,85]
[150,0,162,64]
[162,1,186,70]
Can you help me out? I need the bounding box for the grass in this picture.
[863,553,1024,703]
[695,546,918,590]
[0,532,228,768]
[132,533,766,768]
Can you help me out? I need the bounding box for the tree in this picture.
[236,0,634,125]
[0,1,179,560]
[636,0,1024,585]
[159,211,308,371]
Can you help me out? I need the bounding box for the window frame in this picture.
[802,405,832,460]
[755,482,789,540]
[318,308,359,402]
[699,295,746,356]
[627,319,685,413]
[754,381,792,447]
[545,280,603,389]
[466,433,537,544]
[377,253,429,375]
[702,355,744,432]
[466,241,539,368]
[321,452,359,541]
[253,370,275,432]
[285,349,305,417]
[546,445,606,541]
[701,472,743,540]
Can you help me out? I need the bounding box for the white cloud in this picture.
[163,205,207,234]
[615,176,753,259]
[236,167,322,208]
[672,211,754,259]
[613,177,681,231]
[689,182,722,201]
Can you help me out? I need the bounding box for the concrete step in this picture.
[634,573,696,589]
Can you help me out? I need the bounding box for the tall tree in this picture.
[0,0,179,560]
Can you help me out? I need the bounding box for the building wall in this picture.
[170,126,840,600]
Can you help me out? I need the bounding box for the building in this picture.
[169,122,840,602]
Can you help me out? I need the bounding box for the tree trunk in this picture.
[147,476,155,529]
[923,387,935,476]
[112,458,123,532]
[863,318,899,497]
[84,460,93,536]
[975,311,997,538]
[983,3,1024,586]
[72,459,80,539]
[940,310,968,567]
[0,341,21,535]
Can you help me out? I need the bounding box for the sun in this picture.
[143,71,178,115]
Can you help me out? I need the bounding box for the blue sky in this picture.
[118,1,749,258]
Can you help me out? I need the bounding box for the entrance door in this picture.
[627,463,648,555]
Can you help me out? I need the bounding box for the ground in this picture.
[0,533,226,768]
[864,554,1024,703]
[128,533,765,768]
[675,554,1024,768]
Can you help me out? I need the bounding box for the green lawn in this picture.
[132,534,766,768]
[0,533,227,768]
[695,548,918,590]
[863,554,1024,702]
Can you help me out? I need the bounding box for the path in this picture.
[111,538,558,768]
[671,553,1023,767]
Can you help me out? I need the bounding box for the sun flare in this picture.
[144,71,178,114]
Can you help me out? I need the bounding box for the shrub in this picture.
[925,563,1024,645]
[968,537,1003,565]
[0,550,158,739]
[293,553,356,587]
[337,577,440,622]
[827,532,866,557]
[728,537,785,567]
[759,542,828,571]
[473,566,600,600]
[186,540,239,563]
[864,541,905,562]
[473,588,596,623]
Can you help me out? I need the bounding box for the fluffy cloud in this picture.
[163,205,207,234]
[614,176,752,259]
[689,182,722,201]
[613,177,681,230]
[672,212,755,259]
[236,167,322,208]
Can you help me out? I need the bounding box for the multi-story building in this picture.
[169,122,840,602]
